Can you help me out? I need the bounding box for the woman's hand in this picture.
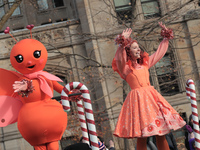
[159,22,168,31]
[122,28,132,39]
[159,22,174,40]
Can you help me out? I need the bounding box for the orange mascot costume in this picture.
[0,25,67,150]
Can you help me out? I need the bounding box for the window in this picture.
[141,0,160,18]
[37,0,48,10]
[113,0,132,23]
[37,0,65,11]
[155,49,180,96]
[113,0,161,23]
[0,0,5,19]
[52,0,64,8]
[8,0,21,16]
[53,75,67,99]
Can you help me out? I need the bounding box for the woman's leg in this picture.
[47,141,59,150]
[137,137,147,150]
[155,135,170,150]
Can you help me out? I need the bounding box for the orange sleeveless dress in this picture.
[112,39,186,138]
[113,64,185,138]
[17,77,67,146]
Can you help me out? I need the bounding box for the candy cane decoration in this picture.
[186,79,200,150]
[61,82,99,150]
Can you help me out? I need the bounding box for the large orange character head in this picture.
[10,39,48,74]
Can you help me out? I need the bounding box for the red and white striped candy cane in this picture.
[61,82,99,150]
[186,79,200,150]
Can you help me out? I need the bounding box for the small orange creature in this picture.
[0,25,67,150]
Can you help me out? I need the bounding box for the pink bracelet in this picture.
[115,34,131,46]
[161,28,174,40]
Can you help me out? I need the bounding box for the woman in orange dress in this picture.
[112,22,186,150]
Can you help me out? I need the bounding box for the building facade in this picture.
[0,0,200,149]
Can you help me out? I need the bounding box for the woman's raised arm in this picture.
[112,28,133,79]
[148,22,174,68]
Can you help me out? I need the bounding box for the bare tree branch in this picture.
[0,0,22,30]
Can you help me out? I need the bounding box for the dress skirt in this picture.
[113,86,186,138]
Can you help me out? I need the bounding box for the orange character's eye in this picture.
[15,55,23,63]
[33,50,41,58]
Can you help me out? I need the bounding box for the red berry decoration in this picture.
[26,24,34,30]
[4,27,10,34]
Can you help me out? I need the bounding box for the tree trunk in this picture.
[0,0,22,31]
